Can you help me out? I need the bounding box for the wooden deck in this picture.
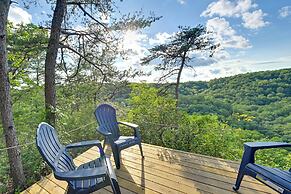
[21,143,276,194]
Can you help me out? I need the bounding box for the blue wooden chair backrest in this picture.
[94,104,120,141]
[36,122,75,172]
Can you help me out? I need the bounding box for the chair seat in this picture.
[70,159,107,190]
[246,163,291,191]
[114,136,139,149]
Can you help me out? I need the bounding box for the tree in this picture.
[0,0,26,188]
[142,25,219,105]
[44,0,66,126]
[44,0,159,125]
[44,0,114,125]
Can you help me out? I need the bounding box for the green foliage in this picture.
[179,68,291,141]
[180,95,233,118]
[7,23,48,87]
[126,83,181,145]
[163,115,262,160]
[125,84,291,169]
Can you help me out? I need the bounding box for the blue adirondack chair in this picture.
[36,122,121,194]
[233,142,291,194]
[94,104,144,169]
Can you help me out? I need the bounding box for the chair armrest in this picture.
[105,157,117,180]
[66,140,105,156]
[66,140,102,149]
[96,126,112,136]
[118,121,139,128]
[244,142,291,150]
[54,166,107,181]
[237,142,291,173]
[118,121,141,138]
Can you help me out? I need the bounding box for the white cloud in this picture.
[177,0,186,5]
[242,10,269,29]
[188,60,248,81]
[213,50,230,60]
[115,30,149,71]
[180,56,291,82]
[117,31,175,72]
[201,0,255,17]
[122,30,148,57]
[206,17,251,49]
[201,0,268,30]
[148,32,172,45]
[8,5,32,25]
[279,6,291,18]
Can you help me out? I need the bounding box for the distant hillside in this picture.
[179,68,291,141]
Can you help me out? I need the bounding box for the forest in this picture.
[179,68,291,142]
[0,0,290,193]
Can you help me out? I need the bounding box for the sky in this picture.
[8,0,291,82]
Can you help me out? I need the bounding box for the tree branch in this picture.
[59,42,105,76]
[67,2,108,30]
[158,68,180,82]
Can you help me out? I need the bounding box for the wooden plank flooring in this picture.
[21,143,276,194]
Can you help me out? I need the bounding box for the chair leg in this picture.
[233,171,245,191]
[66,185,76,194]
[110,178,121,194]
[139,143,144,158]
[103,138,106,149]
[113,150,121,169]
[233,146,255,191]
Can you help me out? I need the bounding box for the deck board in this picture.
[21,143,276,194]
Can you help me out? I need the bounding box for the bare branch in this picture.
[59,42,105,76]
[72,3,108,30]
[158,68,180,82]
[66,56,82,81]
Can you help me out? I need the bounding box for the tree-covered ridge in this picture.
[179,68,291,141]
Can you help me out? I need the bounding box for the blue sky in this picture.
[8,0,291,81]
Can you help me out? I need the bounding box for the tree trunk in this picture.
[175,52,186,107]
[0,0,26,188]
[44,0,66,126]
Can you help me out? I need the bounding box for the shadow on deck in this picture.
[21,143,276,194]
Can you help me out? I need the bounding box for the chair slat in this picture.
[38,130,58,164]
[37,141,54,164]
[95,104,120,140]
[43,126,59,155]
[46,127,61,152]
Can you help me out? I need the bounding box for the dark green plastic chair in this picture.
[233,142,291,194]
[36,122,121,194]
[94,104,144,169]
